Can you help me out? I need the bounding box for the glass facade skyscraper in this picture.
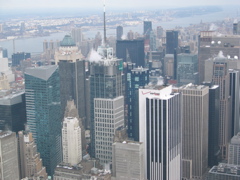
[25,65,62,176]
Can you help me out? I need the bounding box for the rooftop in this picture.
[209,163,240,176]
[60,35,76,47]
[25,65,58,81]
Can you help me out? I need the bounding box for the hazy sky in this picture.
[1,0,240,9]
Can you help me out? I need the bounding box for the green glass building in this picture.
[25,65,62,176]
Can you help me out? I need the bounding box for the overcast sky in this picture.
[1,0,240,9]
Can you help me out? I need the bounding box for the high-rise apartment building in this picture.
[116,26,123,40]
[139,85,182,180]
[166,30,178,54]
[62,116,82,165]
[177,53,198,85]
[116,39,145,67]
[25,65,62,175]
[89,46,124,160]
[18,131,48,179]
[228,133,240,166]
[229,69,240,136]
[126,64,149,141]
[0,131,19,180]
[175,84,209,180]
[55,35,87,127]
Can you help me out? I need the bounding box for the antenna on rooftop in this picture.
[103,0,107,46]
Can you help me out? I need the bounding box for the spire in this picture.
[103,0,107,46]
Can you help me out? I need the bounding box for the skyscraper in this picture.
[126,64,149,141]
[71,28,82,45]
[12,52,31,67]
[175,84,209,180]
[89,46,124,160]
[55,35,87,127]
[116,39,145,67]
[202,82,220,167]
[166,30,178,54]
[0,131,19,180]
[18,131,48,179]
[25,65,62,175]
[62,116,82,166]
[176,53,198,85]
[211,58,231,159]
[116,26,123,40]
[0,91,26,132]
[112,140,145,180]
[228,133,240,166]
[139,85,182,180]
[198,31,240,83]
[143,21,152,38]
[229,69,240,136]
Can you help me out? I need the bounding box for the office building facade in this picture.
[12,52,31,67]
[116,39,145,67]
[143,21,152,38]
[177,53,198,85]
[228,133,240,166]
[25,65,62,175]
[166,30,178,54]
[175,84,209,180]
[126,65,149,141]
[116,26,123,40]
[18,131,48,179]
[0,131,19,180]
[139,86,182,180]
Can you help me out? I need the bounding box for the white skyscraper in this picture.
[94,96,124,164]
[139,85,182,180]
[62,117,82,166]
[228,132,240,165]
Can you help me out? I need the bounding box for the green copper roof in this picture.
[60,35,76,46]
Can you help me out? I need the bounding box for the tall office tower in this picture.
[202,82,220,167]
[139,85,182,180]
[126,65,149,141]
[0,91,26,132]
[228,133,240,165]
[211,58,231,160]
[89,46,124,161]
[43,40,48,53]
[71,28,82,45]
[0,47,8,58]
[25,65,62,175]
[229,69,240,136]
[143,21,152,38]
[176,53,198,85]
[12,52,31,67]
[116,39,145,67]
[150,31,156,51]
[198,31,240,83]
[233,20,238,35]
[208,163,240,179]
[116,26,123,40]
[175,84,209,180]
[157,26,163,39]
[127,30,134,40]
[166,30,178,54]
[0,131,20,180]
[54,35,87,127]
[20,22,26,34]
[62,103,82,165]
[18,131,48,179]
[94,96,124,164]
[112,140,145,180]
[164,54,174,78]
